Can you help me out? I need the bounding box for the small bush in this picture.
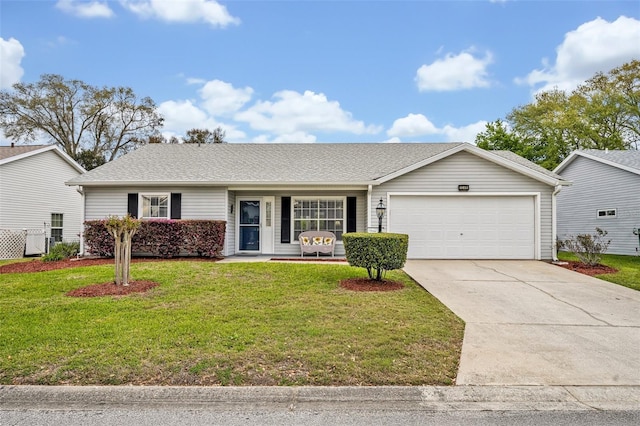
[342,233,408,281]
[562,227,611,266]
[43,241,80,262]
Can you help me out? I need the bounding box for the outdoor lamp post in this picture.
[376,198,386,233]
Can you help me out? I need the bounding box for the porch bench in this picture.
[298,231,336,257]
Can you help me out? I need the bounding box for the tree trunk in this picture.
[111,230,122,286]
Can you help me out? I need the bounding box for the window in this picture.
[597,209,616,218]
[293,198,345,240]
[51,213,63,242]
[141,194,169,218]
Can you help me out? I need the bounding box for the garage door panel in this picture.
[390,195,535,259]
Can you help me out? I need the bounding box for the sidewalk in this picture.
[1,385,639,411]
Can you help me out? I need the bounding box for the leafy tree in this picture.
[183,126,226,144]
[147,134,179,144]
[476,60,639,170]
[0,74,164,170]
[475,119,540,163]
[75,149,106,171]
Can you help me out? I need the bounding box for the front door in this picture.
[239,200,261,252]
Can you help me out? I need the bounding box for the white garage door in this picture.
[389,195,536,259]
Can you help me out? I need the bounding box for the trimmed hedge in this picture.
[84,219,226,258]
[342,232,409,281]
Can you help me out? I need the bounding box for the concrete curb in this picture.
[1,385,639,411]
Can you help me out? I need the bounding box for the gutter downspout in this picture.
[76,186,85,256]
[551,184,562,261]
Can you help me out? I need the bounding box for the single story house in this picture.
[0,144,85,257]
[554,149,640,255]
[66,142,569,260]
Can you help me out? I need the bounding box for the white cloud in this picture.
[157,99,246,141]
[158,100,210,129]
[121,0,240,27]
[252,132,317,144]
[56,0,114,18]
[387,113,438,138]
[0,37,25,89]
[442,121,488,144]
[386,113,486,143]
[199,80,253,116]
[416,49,493,91]
[518,16,640,93]
[235,90,381,135]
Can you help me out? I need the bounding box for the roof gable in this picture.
[554,150,640,177]
[376,144,565,186]
[0,145,48,162]
[0,144,85,173]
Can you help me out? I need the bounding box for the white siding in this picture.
[372,151,555,259]
[557,156,640,255]
[0,150,82,242]
[84,186,227,220]
[84,186,229,255]
[226,191,236,256]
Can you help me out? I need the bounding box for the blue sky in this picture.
[1,0,639,145]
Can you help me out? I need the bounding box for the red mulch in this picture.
[555,260,617,276]
[271,257,347,262]
[340,277,404,292]
[0,257,219,274]
[66,280,159,297]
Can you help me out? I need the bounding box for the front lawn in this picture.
[0,261,464,386]
[558,252,640,291]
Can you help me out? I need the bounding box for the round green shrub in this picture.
[342,233,409,280]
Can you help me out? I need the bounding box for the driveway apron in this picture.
[403,260,640,386]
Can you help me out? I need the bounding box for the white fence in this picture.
[0,229,27,259]
[0,228,48,259]
[25,229,47,256]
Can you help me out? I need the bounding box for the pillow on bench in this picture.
[324,237,334,245]
[312,236,323,245]
[300,236,311,246]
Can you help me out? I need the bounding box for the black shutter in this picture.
[281,197,291,243]
[127,193,138,218]
[171,193,182,219]
[347,197,357,233]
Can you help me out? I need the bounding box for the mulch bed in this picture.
[555,260,617,276]
[340,277,404,292]
[66,280,159,297]
[0,257,219,274]
[271,257,347,262]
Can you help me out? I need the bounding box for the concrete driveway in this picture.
[403,260,640,386]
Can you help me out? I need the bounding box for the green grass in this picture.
[558,252,640,291]
[0,261,464,386]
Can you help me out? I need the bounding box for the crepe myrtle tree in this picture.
[104,215,140,286]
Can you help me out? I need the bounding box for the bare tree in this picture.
[0,74,164,169]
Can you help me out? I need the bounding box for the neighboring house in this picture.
[66,143,568,260]
[0,144,85,256]
[554,149,640,255]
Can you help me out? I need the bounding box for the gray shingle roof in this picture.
[578,149,640,173]
[491,150,564,180]
[67,142,563,186]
